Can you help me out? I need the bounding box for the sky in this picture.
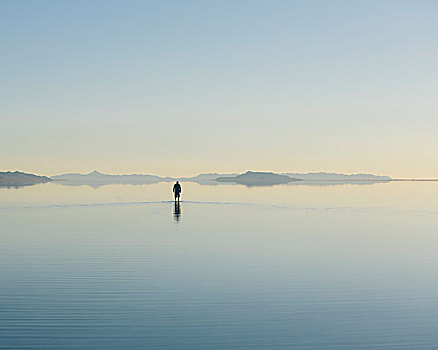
[1,0,437,178]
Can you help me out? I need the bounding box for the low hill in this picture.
[0,171,51,186]
[179,173,238,185]
[216,171,301,186]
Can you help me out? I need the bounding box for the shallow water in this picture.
[1,181,437,349]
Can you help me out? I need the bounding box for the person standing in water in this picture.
[173,181,182,202]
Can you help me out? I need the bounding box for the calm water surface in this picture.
[1,181,437,349]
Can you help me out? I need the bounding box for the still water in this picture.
[1,181,437,349]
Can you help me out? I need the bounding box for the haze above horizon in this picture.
[1,0,437,178]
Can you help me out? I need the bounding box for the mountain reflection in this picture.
[0,183,43,189]
[52,179,392,188]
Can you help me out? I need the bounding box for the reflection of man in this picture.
[173,200,181,223]
[173,181,182,202]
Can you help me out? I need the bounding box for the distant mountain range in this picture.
[214,171,391,187]
[284,172,392,181]
[2,170,433,188]
[51,170,170,186]
[51,171,237,187]
[50,170,393,187]
[0,171,51,187]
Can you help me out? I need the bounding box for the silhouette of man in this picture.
[173,181,182,202]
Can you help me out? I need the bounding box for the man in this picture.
[173,181,182,202]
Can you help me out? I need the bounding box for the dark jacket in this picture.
[173,183,181,194]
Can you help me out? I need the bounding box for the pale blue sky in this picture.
[1,0,437,177]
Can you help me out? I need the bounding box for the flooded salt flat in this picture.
[0,181,437,349]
